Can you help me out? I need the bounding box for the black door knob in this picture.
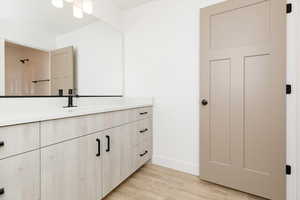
[0,188,5,195]
[201,99,208,106]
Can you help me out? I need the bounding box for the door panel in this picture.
[210,1,270,49]
[50,46,74,95]
[200,0,286,199]
[209,59,231,165]
[244,54,272,175]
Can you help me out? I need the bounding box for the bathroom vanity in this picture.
[0,104,153,200]
[0,1,152,200]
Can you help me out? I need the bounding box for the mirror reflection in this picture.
[0,0,124,97]
[5,42,74,96]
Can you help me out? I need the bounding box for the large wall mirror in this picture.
[0,0,123,97]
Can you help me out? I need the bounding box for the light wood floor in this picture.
[103,164,266,200]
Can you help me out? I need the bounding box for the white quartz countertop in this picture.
[0,101,152,127]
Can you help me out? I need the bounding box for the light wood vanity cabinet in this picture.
[0,106,152,200]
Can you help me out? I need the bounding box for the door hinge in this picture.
[286,84,292,95]
[286,165,292,175]
[287,3,292,14]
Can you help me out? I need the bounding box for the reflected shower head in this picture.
[20,58,29,64]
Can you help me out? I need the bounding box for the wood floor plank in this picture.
[103,164,267,200]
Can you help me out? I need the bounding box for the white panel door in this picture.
[200,0,286,199]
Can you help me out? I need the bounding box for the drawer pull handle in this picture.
[139,112,148,115]
[0,188,5,195]
[106,135,110,152]
[140,150,148,157]
[0,141,4,147]
[139,128,148,133]
[96,139,101,157]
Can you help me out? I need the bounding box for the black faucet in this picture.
[65,89,77,108]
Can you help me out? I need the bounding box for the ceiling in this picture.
[0,0,98,36]
[112,0,154,10]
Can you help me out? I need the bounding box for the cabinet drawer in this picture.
[135,107,152,120]
[0,151,40,200]
[136,118,152,146]
[136,142,152,169]
[41,113,114,146]
[0,123,39,159]
[140,130,153,167]
[41,109,137,147]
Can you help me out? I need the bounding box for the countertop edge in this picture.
[0,103,153,127]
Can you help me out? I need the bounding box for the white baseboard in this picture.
[152,155,199,176]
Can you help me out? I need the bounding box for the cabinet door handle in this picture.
[106,135,110,152]
[140,150,148,157]
[139,128,148,133]
[0,188,5,195]
[139,112,148,115]
[0,141,4,147]
[96,139,101,157]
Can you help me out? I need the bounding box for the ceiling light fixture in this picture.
[52,0,94,18]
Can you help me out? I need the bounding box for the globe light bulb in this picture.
[73,5,83,19]
[52,0,64,8]
[82,0,93,14]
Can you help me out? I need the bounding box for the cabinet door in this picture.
[41,133,102,200]
[0,151,40,200]
[120,123,136,181]
[102,128,121,197]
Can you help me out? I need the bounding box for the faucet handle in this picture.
[68,89,73,95]
[58,89,63,96]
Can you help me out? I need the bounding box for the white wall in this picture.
[123,0,298,200]
[93,0,122,30]
[56,21,124,96]
[0,0,123,49]
[123,0,225,175]
[0,20,56,50]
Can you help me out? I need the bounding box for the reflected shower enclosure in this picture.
[4,42,74,96]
